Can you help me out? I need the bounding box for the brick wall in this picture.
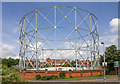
[17,70,103,79]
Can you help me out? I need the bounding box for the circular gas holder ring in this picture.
[19,6,99,70]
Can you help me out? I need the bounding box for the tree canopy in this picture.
[2,58,19,67]
[2,64,22,83]
[99,45,120,74]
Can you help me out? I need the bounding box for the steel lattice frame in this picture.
[19,6,99,70]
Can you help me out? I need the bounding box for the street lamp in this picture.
[101,42,105,82]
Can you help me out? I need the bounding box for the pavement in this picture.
[25,77,120,82]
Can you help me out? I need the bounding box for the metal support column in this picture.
[103,44,105,82]
[19,23,22,68]
[23,16,26,69]
[101,42,105,82]
[87,45,88,68]
[90,13,92,68]
[74,7,77,70]
[54,6,57,70]
[97,19,100,68]
[35,10,38,69]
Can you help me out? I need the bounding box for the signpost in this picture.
[114,61,120,75]
[119,61,120,81]
[102,62,107,67]
[114,61,118,67]
[118,61,120,79]
[102,61,107,82]
[119,61,120,67]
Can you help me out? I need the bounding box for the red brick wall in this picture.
[17,70,103,79]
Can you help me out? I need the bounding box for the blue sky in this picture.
[2,2,119,59]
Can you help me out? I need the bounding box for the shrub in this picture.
[41,76,47,80]
[2,64,22,83]
[36,74,41,80]
[99,71,103,76]
[107,72,112,75]
[41,75,58,80]
[41,76,50,80]
[46,76,50,80]
[59,72,65,79]
[69,75,73,78]
[50,75,58,80]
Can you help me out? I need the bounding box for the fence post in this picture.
[91,70,93,76]
[81,70,82,77]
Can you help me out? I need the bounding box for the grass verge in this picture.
[57,75,118,80]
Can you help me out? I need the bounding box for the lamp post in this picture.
[101,42,105,82]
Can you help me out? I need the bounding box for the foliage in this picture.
[61,63,71,67]
[70,60,76,67]
[59,72,65,79]
[42,64,52,68]
[41,75,58,80]
[36,74,41,80]
[99,45,120,74]
[50,75,58,80]
[99,55,103,65]
[27,63,33,69]
[99,71,103,76]
[69,75,73,78]
[41,76,47,80]
[2,64,22,83]
[2,58,19,67]
[41,76,50,80]
[46,76,51,80]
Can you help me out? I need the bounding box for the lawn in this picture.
[59,75,118,80]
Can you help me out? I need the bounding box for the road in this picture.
[25,77,120,83]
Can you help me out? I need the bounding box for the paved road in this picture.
[25,77,120,82]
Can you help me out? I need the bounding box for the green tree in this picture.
[99,55,103,65]
[59,72,65,79]
[99,45,120,74]
[44,63,52,67]
[2,65,22,83]
[61,63,71,67]
[70,60,76,67]
[2,58,19,67]
[36,74,41,80]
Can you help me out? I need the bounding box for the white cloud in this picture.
[41,41,91,60]
[110,18,120,33]
[12,27,18,34]
[25,41,90,61]
[14,55,19,59]
[28,42,43,51]
[99,18,119,50]
[100,35,118,47]
[1,42,19,59]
